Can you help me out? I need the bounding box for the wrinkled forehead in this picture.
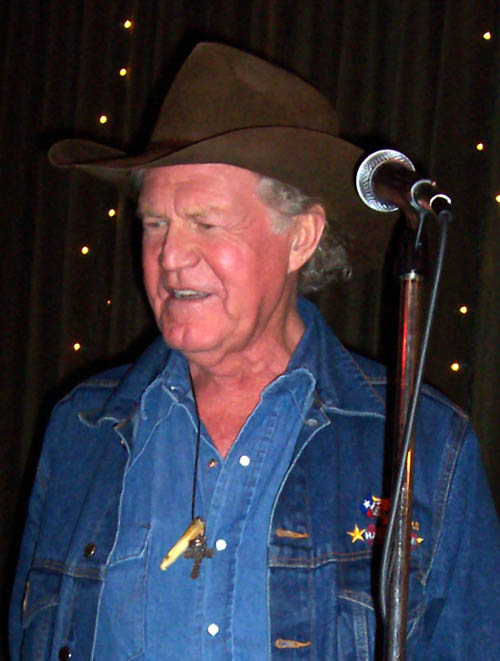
[137,163,262,215]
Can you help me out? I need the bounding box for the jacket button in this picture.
[83,542,96,558]
[58,646,72,660]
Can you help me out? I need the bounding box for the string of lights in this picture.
[446,28,498,376]
[72,17,134,355]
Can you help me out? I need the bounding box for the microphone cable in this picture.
[379,206,453,621]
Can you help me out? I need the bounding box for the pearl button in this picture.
[239,455,251,467]
[208,458,217,468]
[207,623,219,636]
[306,418,319,427]
[215,539,227,551]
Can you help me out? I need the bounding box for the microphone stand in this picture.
[381,198,452,660]
[384,212,425,660]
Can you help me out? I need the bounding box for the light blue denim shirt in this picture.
[95,319,318,658]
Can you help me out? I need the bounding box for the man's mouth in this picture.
[171,289,210,300]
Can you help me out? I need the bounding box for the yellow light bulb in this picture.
[459,305,468,315]
[123,19,132,29]
[108,208,116,217]
[106,299,112,306]
[450,362,460,372]
[81,245,90,255]
[119,68,128,77]
[482,32,492,40]
[476,142,485,151]
[99,115,108,124]
[73,342,81,352]
[496,194,500,204]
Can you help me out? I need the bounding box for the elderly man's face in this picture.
[139,164,300,366]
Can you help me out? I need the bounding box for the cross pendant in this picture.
[183,534,215,579]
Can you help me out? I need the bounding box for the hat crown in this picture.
[150,43,339,148]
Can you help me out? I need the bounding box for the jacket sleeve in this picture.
[8,402,65,660]
[417,423,500,659]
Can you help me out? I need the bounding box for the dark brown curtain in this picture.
[1,0,499,653]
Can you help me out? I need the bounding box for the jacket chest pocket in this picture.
[21,561,105,661]
[20,524,150,661]
[336,550,425,661]
[268,544,425,661]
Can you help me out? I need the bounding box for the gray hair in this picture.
[131,168,145,189]
[256,176,352,293]
[131,168,352,293]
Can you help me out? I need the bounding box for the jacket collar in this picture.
[80,336,170,427]
[296,298,386,418]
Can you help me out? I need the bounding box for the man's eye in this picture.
[188,214,215,230]
[144,219,166,230]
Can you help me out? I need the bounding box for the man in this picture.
[10,43,500,660]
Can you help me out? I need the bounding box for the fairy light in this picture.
[459,305,468,315]
[108,208,116,217]
[482,32,492,41]
[99,115,108,124]
[496,194,500,204]
[450,362,461,372]
[106,299,112,306]
[119,68,128,77]
[476,142,485,151]
[81,245,90,255]
[73,342,82,352]
[123,19,133,29]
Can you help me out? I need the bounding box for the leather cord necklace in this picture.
[160,385,215,578]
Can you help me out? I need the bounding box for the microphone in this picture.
[356,149,452,214]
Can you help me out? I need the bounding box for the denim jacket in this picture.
[10,303,500,660]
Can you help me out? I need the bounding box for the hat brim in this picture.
[49,127,397,273]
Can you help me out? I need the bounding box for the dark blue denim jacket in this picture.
[10,303,500,659]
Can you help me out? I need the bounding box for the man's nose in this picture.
[158,221,198,271]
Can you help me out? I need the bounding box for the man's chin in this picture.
[159,325,221,358]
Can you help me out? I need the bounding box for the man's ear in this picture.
[288,204,325,274]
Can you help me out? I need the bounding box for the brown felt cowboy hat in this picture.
[49,42,395,271]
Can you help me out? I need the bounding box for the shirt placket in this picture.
[198,437,260,658]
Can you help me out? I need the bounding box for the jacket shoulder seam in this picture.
[363,375,469,421]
